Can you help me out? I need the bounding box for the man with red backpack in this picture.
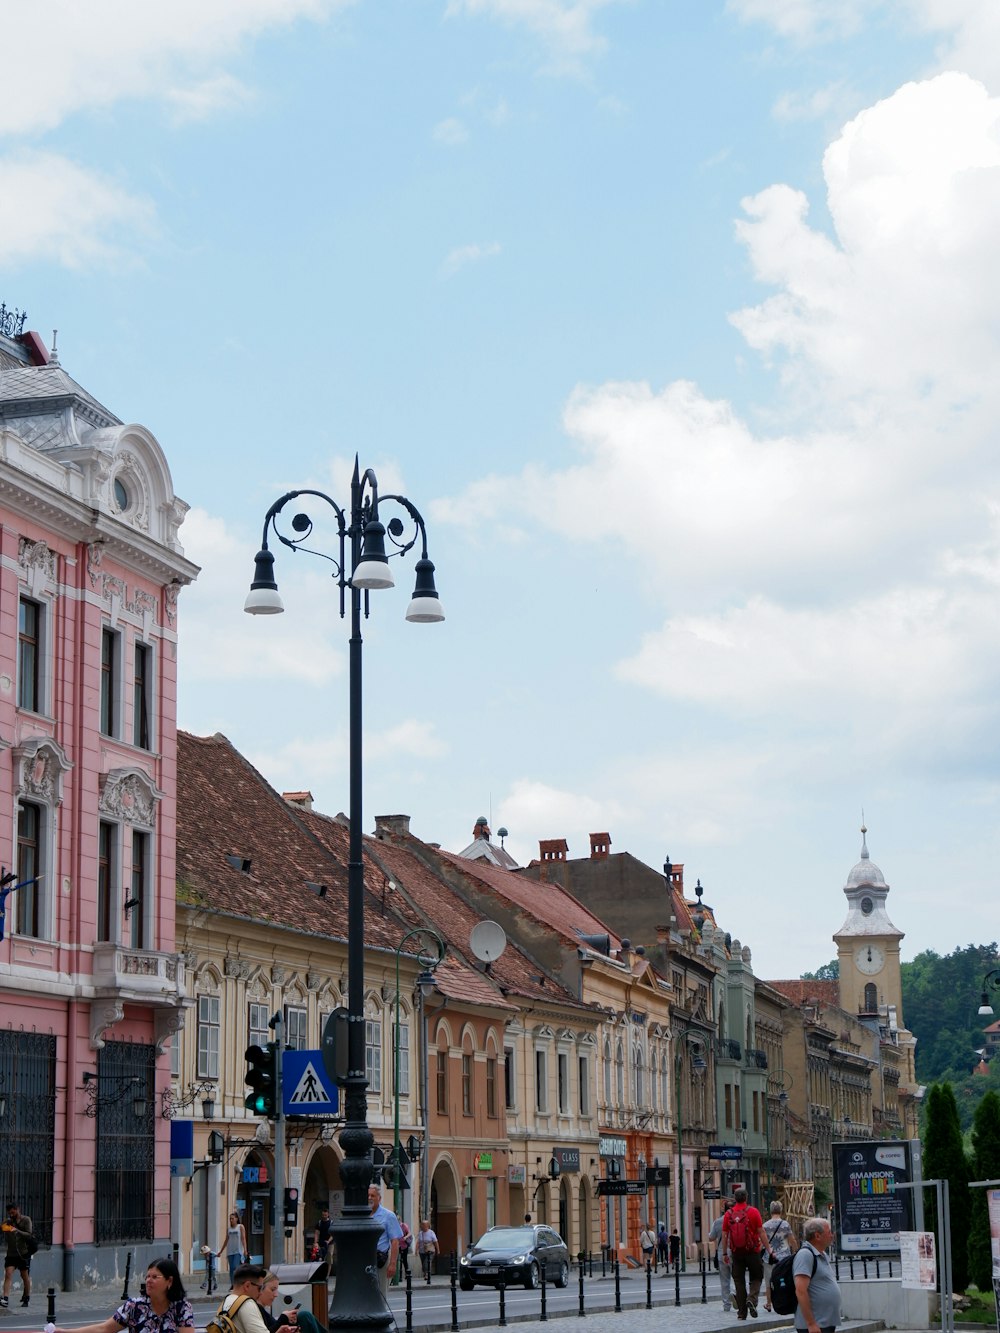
[721,1187,775,1320]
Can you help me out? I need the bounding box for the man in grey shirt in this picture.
[707,1200,734,1312]
[794,1217,841,1333]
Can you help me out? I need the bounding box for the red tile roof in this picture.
[769,979,841,1007]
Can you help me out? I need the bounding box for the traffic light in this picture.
[245,1042,278,1117]
[283,1187,299,1228]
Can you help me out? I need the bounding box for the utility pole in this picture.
[270,1011,286,1266]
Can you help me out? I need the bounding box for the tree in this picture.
[800,959,839,980]
[922,1082,971,1291]
[967,1091,1000,1290]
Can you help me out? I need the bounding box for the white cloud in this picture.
[178,507,345,691]
[166,73,256,125]
[0,0,345,136]
[439,241,502,278]
[772,81,860,124]
[0,152,155,270]
[725,0,879,41]
[445,0,621,74]
[434,117,470,146]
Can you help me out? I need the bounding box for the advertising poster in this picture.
[834,1140,913,1253]
[899,1231,937,1290]
[988,1188,1000,1278]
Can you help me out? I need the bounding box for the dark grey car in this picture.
[459,1224,571,1290]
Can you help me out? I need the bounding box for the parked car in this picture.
[459,1224,570,1290]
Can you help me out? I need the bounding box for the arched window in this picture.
[864,982,877,1011]
[603,1039,612,1105]
[633,1047,644,1106]
[615,1041,625,1103]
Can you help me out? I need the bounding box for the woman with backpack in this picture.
[762,1202,797,1312]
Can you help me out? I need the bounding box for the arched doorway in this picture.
[430,1156,461,1267]
[302,1142,342,1264]
[558,1177,571,1246]
[236,1148,274,1267]
[577,1178,593,1256]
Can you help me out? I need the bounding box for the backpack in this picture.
[769,1250,817,1315]
[21,1232,39,1257]
[726,1206,754,1255]
[206,1293,252,1333]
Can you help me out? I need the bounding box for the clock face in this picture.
[856,944,885,975]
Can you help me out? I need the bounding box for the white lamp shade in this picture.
[244,587,285,614]
[352,559,394,590]
[406,595,445,623]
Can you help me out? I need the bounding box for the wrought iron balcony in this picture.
[716,1038,742,1062]
[747,1048,768,1069]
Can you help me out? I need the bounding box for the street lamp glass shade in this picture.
[353,518,395,589]
[978,995,994,1016]
[405,557,445,623]
[244,548,285,615]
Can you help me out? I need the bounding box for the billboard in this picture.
[833,1140,914,1253]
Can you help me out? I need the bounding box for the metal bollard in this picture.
[674,1254,681,1307]
[849,1256,855,1281]
[645,1259,652,1310]
[498,1281,507,1328]
[601,1248,607,1279]
[834,1253,840,1281]
[875,1258,880,1279]
[589,1251,594,1279]
[614,1259,622,1313]
[578,1255,586,1317]
[889,1259,894,1278]
[701,1253,707,1304]
[122,1250,133,1301]
[862,1258,868,1280]
[47,1288,56,1324]
[540,1261,548,1322]
[449,1254,459,1333]
[404,1259,413,1333]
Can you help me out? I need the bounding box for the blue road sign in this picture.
[282,1049,339,1116]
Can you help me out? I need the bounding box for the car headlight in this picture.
[511,1254,528,1264]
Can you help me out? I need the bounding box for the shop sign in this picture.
[553,1147,580,1173]
[474,1152,493,1170]
[243,1165,269,1184]
[599,1135,627,1157]
[508,1164,526,1185]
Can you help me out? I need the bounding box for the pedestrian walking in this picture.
[669,1227,681,1271]
[639,1222,657,1268]
[794,1217,841,1333]
[657,1224,669,1270]
[708,1201,735,1312]
[721,1187,774,1320]
[762,1202,797,1312]
[218,1211,249,1283]
[415,1219,439,1282]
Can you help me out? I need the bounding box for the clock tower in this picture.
[833,826,905,1020]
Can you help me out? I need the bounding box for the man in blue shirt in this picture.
[794,1217,842,1333]
[368,1185,403,1299]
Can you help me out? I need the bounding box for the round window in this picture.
[113,477,130,512]
[860,896,874,916]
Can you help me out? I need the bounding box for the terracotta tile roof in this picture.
[297,809,587,1013]
[769,979,841,1008]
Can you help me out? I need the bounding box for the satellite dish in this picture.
[255,1121,271,1145]
[470,920,507,964]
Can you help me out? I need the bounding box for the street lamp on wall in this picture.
[245,459,443,1333]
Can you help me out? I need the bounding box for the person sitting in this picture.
[217,1264,270,1333]
[48,1259,194,1333]
[257,1271,327,1333]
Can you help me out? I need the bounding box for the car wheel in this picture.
[555,1260,569,1289]
[525,1261,540,1290]
[459,1277,474,1291]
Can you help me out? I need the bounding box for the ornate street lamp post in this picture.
[245,458,443,1333]
[978,967,1000,1016]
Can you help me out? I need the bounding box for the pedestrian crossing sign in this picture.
[282,1050,340,1115]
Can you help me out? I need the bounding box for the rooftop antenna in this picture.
[50,330,59,364]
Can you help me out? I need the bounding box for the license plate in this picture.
[478,1266,499,1275]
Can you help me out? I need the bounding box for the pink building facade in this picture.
[0,310,197,1288]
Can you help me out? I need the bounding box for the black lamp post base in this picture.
[327,1214,393,1333]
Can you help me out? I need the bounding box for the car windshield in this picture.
[475,1227,534,1248]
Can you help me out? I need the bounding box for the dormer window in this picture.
[113,477,130,512]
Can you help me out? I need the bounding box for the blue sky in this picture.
[4,0,1000,980]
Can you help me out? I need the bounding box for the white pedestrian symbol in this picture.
[289,1061,332,1105]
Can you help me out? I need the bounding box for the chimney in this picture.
[589,832,611,859]
[283,790,314,811]
[539,838,568,862]
[374,814,411,839]
[473,816,491,842]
